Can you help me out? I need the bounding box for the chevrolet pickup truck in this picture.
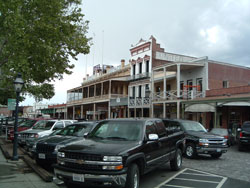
[54,118,185,188]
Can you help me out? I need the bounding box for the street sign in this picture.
[8,99,16,110]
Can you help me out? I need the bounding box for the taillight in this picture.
[224,135,229,139]
[240,132,243,138]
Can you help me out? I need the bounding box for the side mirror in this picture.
[148,134,159,141]
[237,128,241,132]
[83,132,89,138]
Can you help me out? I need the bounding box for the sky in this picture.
[20,0,250,106]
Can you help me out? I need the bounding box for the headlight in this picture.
[30,133,39,138]
[54,145,64,152]
[103,156,122,162]
[199,139,209,146]
[57,152,65,158]
[18,134,21,137]
[199,139,209,143]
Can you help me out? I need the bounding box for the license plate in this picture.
[38,153,46,159]
[73,174,84,182]
[217,149,221,152]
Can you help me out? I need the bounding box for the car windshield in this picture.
[242,122,250,130]
[33,121,55,130]
[210,128,227,135]
[88,121,143,141]
[56,123,93,136]
[19,120,36,127]
[181,121,207,132]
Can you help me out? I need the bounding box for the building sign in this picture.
[8,99,16,110]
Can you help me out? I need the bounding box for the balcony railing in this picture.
[129,97,151,107]
[129,72,150,81]
[153,90,205,101]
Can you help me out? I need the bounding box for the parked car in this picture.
[34,121,97,166]
[237,121,250,151]
[54,118,185,188]
[18,119,75,147]
[162,119,228,159]
[8,118,46,141]
[210,128,235,146]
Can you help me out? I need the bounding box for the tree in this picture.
[0,0,90,105]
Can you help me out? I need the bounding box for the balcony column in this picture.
[151,104,154,118]
[177,64,181,98]
[134,108,136,118]
[177,101,180,119]
[163,67,166,99]
[93,103,96,120]
[81,105,83,118]
[163,102,166,118]
[94,84,96,97]
[151,70,154,100]
[65,107,68,119]
[73,106,75,120]
[101,82,103,97]
[128,108,130,118]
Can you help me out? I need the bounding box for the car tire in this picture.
[170,148,182,171]
[211,153,222,158]
[125,163,140,188]
[185,143,197,159]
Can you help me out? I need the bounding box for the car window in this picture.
[33,121,55,130]
[65,121,73,126]
[89,121,143,141]
[145,121,157,137]
[155,120,167,137]
[181,121,207,132]
[53,121,64,129]
[242,122,250,129]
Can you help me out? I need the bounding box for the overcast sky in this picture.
[21,0,250,106]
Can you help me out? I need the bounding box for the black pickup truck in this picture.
[162,119,228,159]
[237,121,250,151]
[54,118,185,188]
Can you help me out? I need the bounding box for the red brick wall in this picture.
[206,85,250,97]
[208,62,250,89]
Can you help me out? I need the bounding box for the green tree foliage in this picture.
[0,0,90,105]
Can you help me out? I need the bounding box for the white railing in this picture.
[153,90,205,101]
[129,97,151,107]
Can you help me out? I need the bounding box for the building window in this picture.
[139,62,142,74]
[146,60,149,73]
[187,80,193,91]
[223,81,229,88]
[139,85,142,98]
[132,86,135,98]
[133,64,136,75]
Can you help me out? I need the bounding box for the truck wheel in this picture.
[185,143,197,159]
[211,153,222,158]
[170,148,182,171]
[125,163,139,188]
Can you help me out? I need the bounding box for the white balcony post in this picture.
[151,70,154,100]
[73,106,75,120]
[163,102,166,118]
[177,101,180,119]
[81,105,83,118]
[163,67,166,99]
[177,64,181,98]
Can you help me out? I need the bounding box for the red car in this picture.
[8,118,50,141]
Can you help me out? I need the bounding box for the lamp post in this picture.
[12,73,24,161]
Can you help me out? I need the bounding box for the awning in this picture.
[218,101,250,106]
[185,103,215,112]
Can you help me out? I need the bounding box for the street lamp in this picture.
[12,73,24,161]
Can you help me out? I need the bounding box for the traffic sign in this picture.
[8,99,16,110]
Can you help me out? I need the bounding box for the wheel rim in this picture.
[186,146,193,157]
[177,152,182,167]
[134,171,139,188]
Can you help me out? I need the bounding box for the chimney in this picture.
[121,59,125,68]
[86,74,89,80]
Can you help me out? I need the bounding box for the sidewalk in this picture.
[0,141,61,188]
